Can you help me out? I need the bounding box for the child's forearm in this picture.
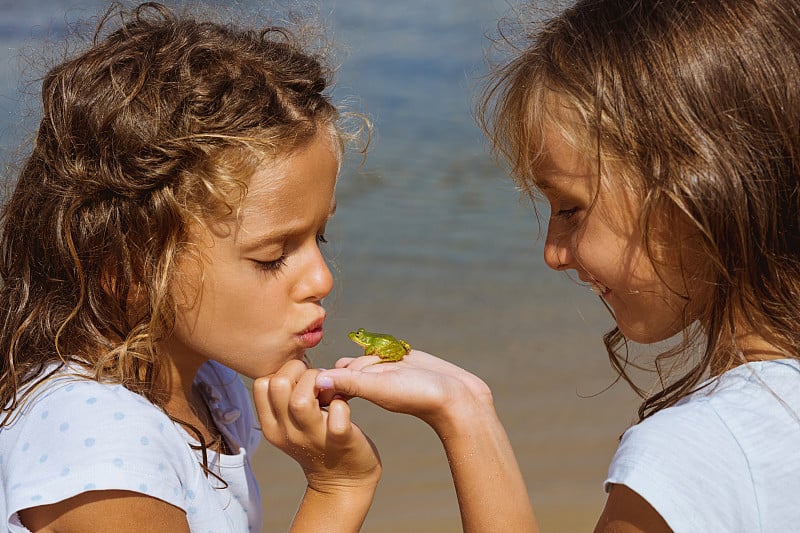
[315,352,540,531]
[433,399,541,533]
[290,482,377,533]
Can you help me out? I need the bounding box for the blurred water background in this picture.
[0,1,643,531]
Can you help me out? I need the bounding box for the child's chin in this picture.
[618,322,685,345]
[237,353,309,379]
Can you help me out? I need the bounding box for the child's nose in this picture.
[543,230,572,271]
[296,247,334,302]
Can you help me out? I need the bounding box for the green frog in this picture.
[348,328,411,362]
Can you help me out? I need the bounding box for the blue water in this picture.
[0,2,640,531]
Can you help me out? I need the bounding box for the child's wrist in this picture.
[427,390,498,441]
[292,476,379,532]
[302,474,380,515]
[304,463,382,496]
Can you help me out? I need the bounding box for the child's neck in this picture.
[737,336,787,362]
[159,348,228,453]
[712,330,789,375]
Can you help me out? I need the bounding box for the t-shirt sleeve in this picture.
[604,401,757,533]
[2,378,195,527]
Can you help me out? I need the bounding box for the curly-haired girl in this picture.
[0,3,377,531]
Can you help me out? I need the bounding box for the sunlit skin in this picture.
[536,123,690,344]
[162,132,338,386]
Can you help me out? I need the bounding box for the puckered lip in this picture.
[300,316,325,335]
[297,314,326,349]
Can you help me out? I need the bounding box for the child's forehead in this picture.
[533,122,595,182]
[239,136,338,208]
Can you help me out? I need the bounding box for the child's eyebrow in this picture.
[533,176,560,193]
[238,198,337,250]
[238,228,288,250]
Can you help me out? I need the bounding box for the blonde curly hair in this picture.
[0,2,364,423]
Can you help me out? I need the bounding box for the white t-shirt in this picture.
[0,360,262,532]
[605,359,800,532]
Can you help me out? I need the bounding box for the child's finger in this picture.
[316,368,381,401]
[265,359,309,420]
[252,377,276,423]
[334,357,357,368]
[276,359,311,379]
[317,385,343,407]
[341,355,383,371]
[325,398,353,439]
[287,369,324,430]
[266,373,296,422]
[253,376,289,448]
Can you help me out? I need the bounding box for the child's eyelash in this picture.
[255,256,287,273]
[556,207,579,219]
[255,235,327,274]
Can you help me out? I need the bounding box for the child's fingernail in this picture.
[317,375,334,390]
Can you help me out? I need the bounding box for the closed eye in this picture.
[254,256,287,274]
[555,207,579,219]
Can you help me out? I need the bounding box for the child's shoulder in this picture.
[612,358,800,478]
[0,364,186,461]
[606,360,800,530]
[637,358,800,439]
[8,364,168,427]
[689,358,800,409]
[0,364,201,513]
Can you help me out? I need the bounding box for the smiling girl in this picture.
[0,3,378,532]
[316,0,800,531]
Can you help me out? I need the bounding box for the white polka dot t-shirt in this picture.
[0,360,263,532]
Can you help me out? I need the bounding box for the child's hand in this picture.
[253,360,381,494]
[315,350,494,434]
[316,352,538,533]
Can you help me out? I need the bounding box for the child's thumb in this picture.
[316,368,375,400]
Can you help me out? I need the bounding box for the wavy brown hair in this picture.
[0,2,362,425]
[479,0,800,420]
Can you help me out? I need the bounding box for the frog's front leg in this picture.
[363,345,377,356]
